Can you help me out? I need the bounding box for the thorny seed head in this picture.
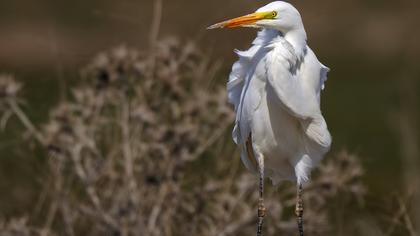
[0,75,21,99]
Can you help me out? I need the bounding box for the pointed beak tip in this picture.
[207,23,223,30]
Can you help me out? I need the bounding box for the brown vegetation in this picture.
[0,6,419,230]
[0,38,373,236]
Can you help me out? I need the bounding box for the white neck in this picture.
[284,28,307,58]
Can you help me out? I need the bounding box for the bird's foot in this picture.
[295,199,303,218]
[258,198,267,218]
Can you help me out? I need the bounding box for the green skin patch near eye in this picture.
[257,11,278,20]
[266,11,278,19]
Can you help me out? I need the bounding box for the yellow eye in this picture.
[272,11,277,17]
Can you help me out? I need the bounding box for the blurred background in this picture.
[0,0,419,235]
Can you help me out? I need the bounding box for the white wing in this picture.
[227,29,279,110]
[264,41,332,183]
[266,41,331,149]
[266,42,319,119]
[227,29,279,144]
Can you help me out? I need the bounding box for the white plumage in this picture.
[208,2,331,235]
[225,2,331,185]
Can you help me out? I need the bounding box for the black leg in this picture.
[295,184,304,236]
[246,134,266,236]
[256,153,266,236]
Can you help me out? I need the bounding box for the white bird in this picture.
[208,2,331,236]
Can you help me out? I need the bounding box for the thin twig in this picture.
[149,0,163,49]
[7,99,45,145]
[147,184,170,235]
[219,211,255,236]
[120,98,138,193]
[147,0,163,79]
[398,197,417,236]
[186,123,231,162]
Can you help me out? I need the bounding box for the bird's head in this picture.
[208,1,304,34]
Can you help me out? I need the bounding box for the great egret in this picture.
[208,1,331,236]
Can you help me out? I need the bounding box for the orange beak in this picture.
[207,11,277,29]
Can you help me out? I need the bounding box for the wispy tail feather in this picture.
[295,155,313,185]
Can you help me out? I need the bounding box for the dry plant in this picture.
[0,75,22,131]
[388,70,419,236]
[0,218,45,236]
[0,39,367,236]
